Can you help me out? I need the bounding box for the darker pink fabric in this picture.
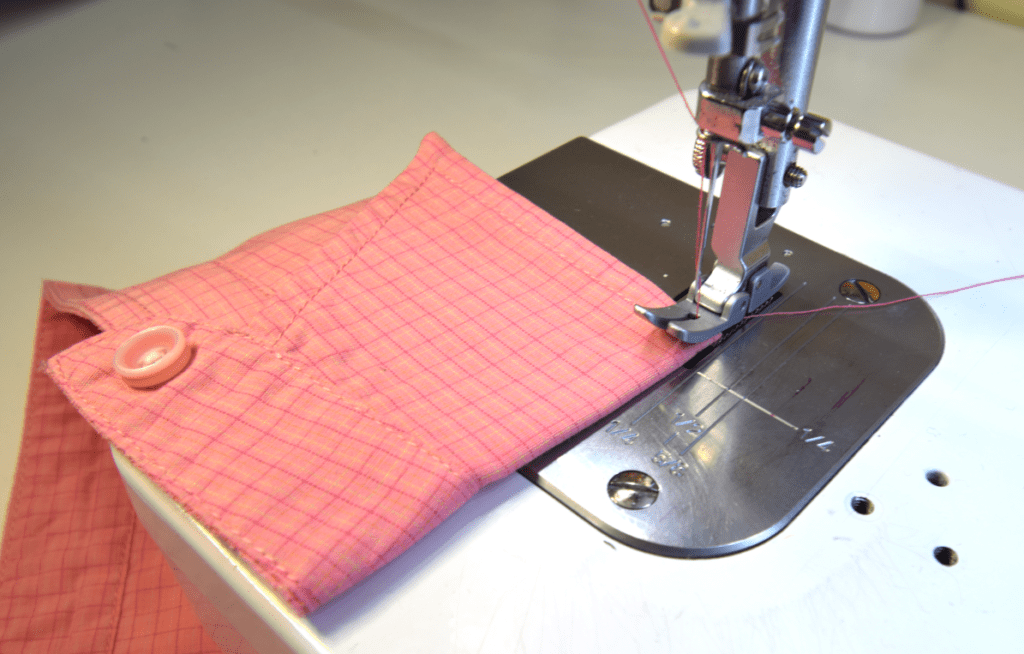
[31,133,703,616]
[0,286,222,653]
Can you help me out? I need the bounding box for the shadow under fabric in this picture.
[1,134,707,648]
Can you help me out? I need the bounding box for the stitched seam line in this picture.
[210,259,287,305]
[45,358,301,587]
[55,328,469,482]
[103,510,136,654]
[73,319,467,481]
[47,352,471,610]
[59,151,649,502]
[102,289,157,321]
[436,168,645,307]
[271,165,438,349]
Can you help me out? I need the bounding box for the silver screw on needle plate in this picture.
[607,471,660,509]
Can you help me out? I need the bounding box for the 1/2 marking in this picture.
[674,413,704,435]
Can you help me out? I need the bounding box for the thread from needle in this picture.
[750,273,1024,320]
[693,172,707,316]
[636,0,697,122]
[634,2,1022,328]
[636,0,707,313]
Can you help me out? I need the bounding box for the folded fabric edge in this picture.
[37,133,703,618]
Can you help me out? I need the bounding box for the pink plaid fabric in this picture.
[25,133,703,618]
[0,288,221,652]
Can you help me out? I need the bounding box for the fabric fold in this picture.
[42,133,704,614]
[0,287,220,652]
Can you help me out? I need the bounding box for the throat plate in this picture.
[500,138,943,557]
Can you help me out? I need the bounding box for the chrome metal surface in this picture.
[607,471,661,509]
[760,105,832,153]
[762,0,830,209]
[783,164,808,188]
[650,0,833,342]
[504,138,943,557]
[706,146,769,299]
[527,271,942,555]
[636,137,791,341]
[733,0,766,21]
[779,0,829,111]
[738,59,769,98]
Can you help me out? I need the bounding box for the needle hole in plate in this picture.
[850,496,875,515]
[926,469,949,487]
[934,546,959,566]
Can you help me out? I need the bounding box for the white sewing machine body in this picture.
[114,93,1024,653]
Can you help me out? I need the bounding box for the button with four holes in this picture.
[113,325,191,388]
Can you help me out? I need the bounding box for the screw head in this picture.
[738,59,768,99]
[839,279,881,304]
[783,164,808,188]
[649,0,681,12]
[607,470,660,510]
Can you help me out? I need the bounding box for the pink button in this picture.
[113,326,191,388]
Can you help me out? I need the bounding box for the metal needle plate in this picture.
[500,139,943,557]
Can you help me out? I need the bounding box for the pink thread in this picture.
[751,273,1024,320]
[636,0,697,122]
[634,5,1023,327]
[632,6,1023,325]
[693,174,708,316]
[635,0,709,313]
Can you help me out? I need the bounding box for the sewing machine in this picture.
[511,0,942,559]
[108,2,1020,652]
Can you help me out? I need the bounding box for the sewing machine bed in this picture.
[112,105,1023,653]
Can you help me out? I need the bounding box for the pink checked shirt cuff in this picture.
[45,133,706,614]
